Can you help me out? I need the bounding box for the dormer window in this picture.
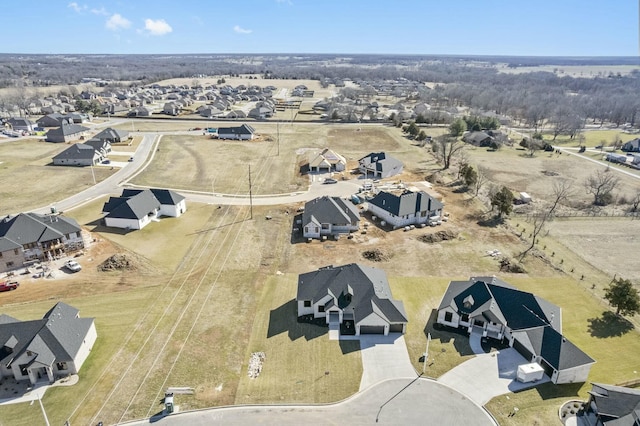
[463,295,474,309]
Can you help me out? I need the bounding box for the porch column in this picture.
[46,367,54,383]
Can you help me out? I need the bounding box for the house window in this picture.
[19,364,28,376]
[318,305,325,313]
[444,311,453,322]
[461,314,469,322]
[27,351,33,357]
[0,252,2,258]
[14,249,19,255]
[56,362,67,371]
[303,300,311,307]
[6,262,14,268]
[321,224,330,230]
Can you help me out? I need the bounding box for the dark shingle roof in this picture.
[93,127,129,141]
[46,123,89,138]
[0,236,22,252]
[589,383,640,424]
[217,123,255,135]
[0,213,81,245]
[297,263,407,324]
[368,190,443,217]
[303,196,359,227]
[0,302,94,368]
[52,143,97,161]
[103,190,160,220]
[120,188,185,206]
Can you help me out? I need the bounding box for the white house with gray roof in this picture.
[52,143,103,166]
[307,148,347,173]
[102,188,186,230]
[297,264,407,336]
[437,276,595,384]
[45,123,89,143]
[216,124,256,140]
[302,196,360,240]
[358,152,403,178]
[0,213,84,266]
[93,127,130,144]
[0,302,97,385]
[367,190,443,228]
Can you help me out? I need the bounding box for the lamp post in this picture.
[423,333,431,375]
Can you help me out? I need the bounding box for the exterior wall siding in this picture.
[72,321,97,374]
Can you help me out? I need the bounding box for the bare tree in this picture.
[630,192,640,212]
[520,179,573,259]
[474,166,489,196]
[435,135,465,170]
[585,170,620,206]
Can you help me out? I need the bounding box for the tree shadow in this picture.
[267,299,327,341]
[587,311,634,338]
[423,309,474,357]
[477,216,505,227]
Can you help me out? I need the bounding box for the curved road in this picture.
[121,378,496,426]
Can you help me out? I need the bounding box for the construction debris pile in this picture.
[418,229,459,244]
[98,254,138,272]
[248,352,266,379]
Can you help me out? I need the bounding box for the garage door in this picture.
[389,324,404,333]
[360,325,385,334]
[513,339,533,361]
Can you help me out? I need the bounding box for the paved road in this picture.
[555,146,640,181]
[30,133,159,215]
[120,378,496,426]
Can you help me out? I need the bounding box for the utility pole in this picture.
[90,163,96,185]
[248,164,253,220]
[277,121,280,156]
[37,392,50,426]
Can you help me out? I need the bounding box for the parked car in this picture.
[102,159,111,164]
[65,260,82,273]
[323,178,338,184]
[0,281,19,292]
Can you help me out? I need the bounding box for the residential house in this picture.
[302,196,360,240]
[0,213,85,263]
[358,152,404,178]
[64,113,91,124]
[45,123,89,143]
[7,118,35,133]
[93,127,129,144]
[436,276,595,384]
[36,113,71,128]
[225,110,247,119]
[102,188,186,230]
[0,302,97,385]
[622,138,640,152]
[367,190,443,228]
[52,143,103,166]
[308,148,347,173]
[463,131,494,147]
[248,106,273,119]
[297,263,408,336]
[163,102,180,116]
[83,138,111,156]
[584,382,640,425]
[128,106,152,117]
[216,124,256,140]
[0,237,25,274]
[199,106,224,118]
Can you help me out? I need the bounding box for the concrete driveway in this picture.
[358,334,417,391]
[438,348,550,405]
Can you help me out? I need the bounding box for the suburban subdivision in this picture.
[0,51,639,426]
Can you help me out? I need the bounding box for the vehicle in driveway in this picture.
[65,260,82,273]
[324,178,338,184]
[0,281,19,292]
[128,156,134,162]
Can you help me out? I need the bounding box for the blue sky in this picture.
[1,0,637,56]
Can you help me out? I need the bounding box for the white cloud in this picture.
[91,7,109,16]
[106,13,132,31]
[68,2,87,13]
[233,25,252,34]
[143,19,173,36]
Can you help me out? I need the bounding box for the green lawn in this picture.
[235,274,362,404]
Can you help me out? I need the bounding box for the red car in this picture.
[0,281,19,292]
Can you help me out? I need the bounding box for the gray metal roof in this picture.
[217,123,255,135]
[297,263,407,324]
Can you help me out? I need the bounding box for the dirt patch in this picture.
[98,253,140,272]
[362,248,390,262]
[499,257,526,273]
[418,229,459,244]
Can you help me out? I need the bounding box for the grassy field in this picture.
[235,274,362,404]
[0,138,115,216]
[548,129,637,148]
[2,121,639,425]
